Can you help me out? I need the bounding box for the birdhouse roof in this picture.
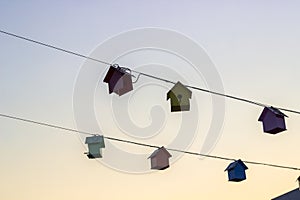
[258,106,288,121]
[167,81,192,100]
[85,135,105,147]
[148,146,172,159]
[224,159,248,171]
[103,66,117,83]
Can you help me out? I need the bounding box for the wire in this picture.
[131,70,267,108]
[0,30,111,66]
[0,113,299,171]
[1,29,300,170]
[0,113,93,136]
[1,29,300,115]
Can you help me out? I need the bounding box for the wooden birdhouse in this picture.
[258,106,287,134]
[167,81,192,112]
[85,135,105,159]
[148,146,172,170]
[224,159,248,182]
[103,65,133,96]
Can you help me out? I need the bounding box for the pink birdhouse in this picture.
[148,146,172,170]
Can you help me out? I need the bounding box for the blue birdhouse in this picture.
[225,159,248,182]
[103,65,133,96]
[85,135,105,159]
[258,106,287,134]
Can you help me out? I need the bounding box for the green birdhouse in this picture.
[167,81,192,112]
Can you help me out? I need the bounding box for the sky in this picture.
[0,1,300,199]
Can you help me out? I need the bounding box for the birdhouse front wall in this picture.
[168,92,190,112]
[116,74,133,96]
[262,110,286,134]
[88,143,103,158]
[150,153,170,170]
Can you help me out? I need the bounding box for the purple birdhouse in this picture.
[224,159,248,182]
[258,106,287,134]
[103,65,133,96]
[148,146,172,170]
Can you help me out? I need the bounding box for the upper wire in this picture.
[0,30,112,66]
[1,29,300,114]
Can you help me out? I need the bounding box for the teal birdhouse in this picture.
[85,135,105,159]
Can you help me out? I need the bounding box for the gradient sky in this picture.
[1,1,300,200]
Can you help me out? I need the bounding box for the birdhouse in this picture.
[167,81,192,112]
[258,106,287,134]
[103,65,133,96]
[85,135,105,159]
[148,146,172,170]
[224,159,248,182]
[272,188,300,200]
